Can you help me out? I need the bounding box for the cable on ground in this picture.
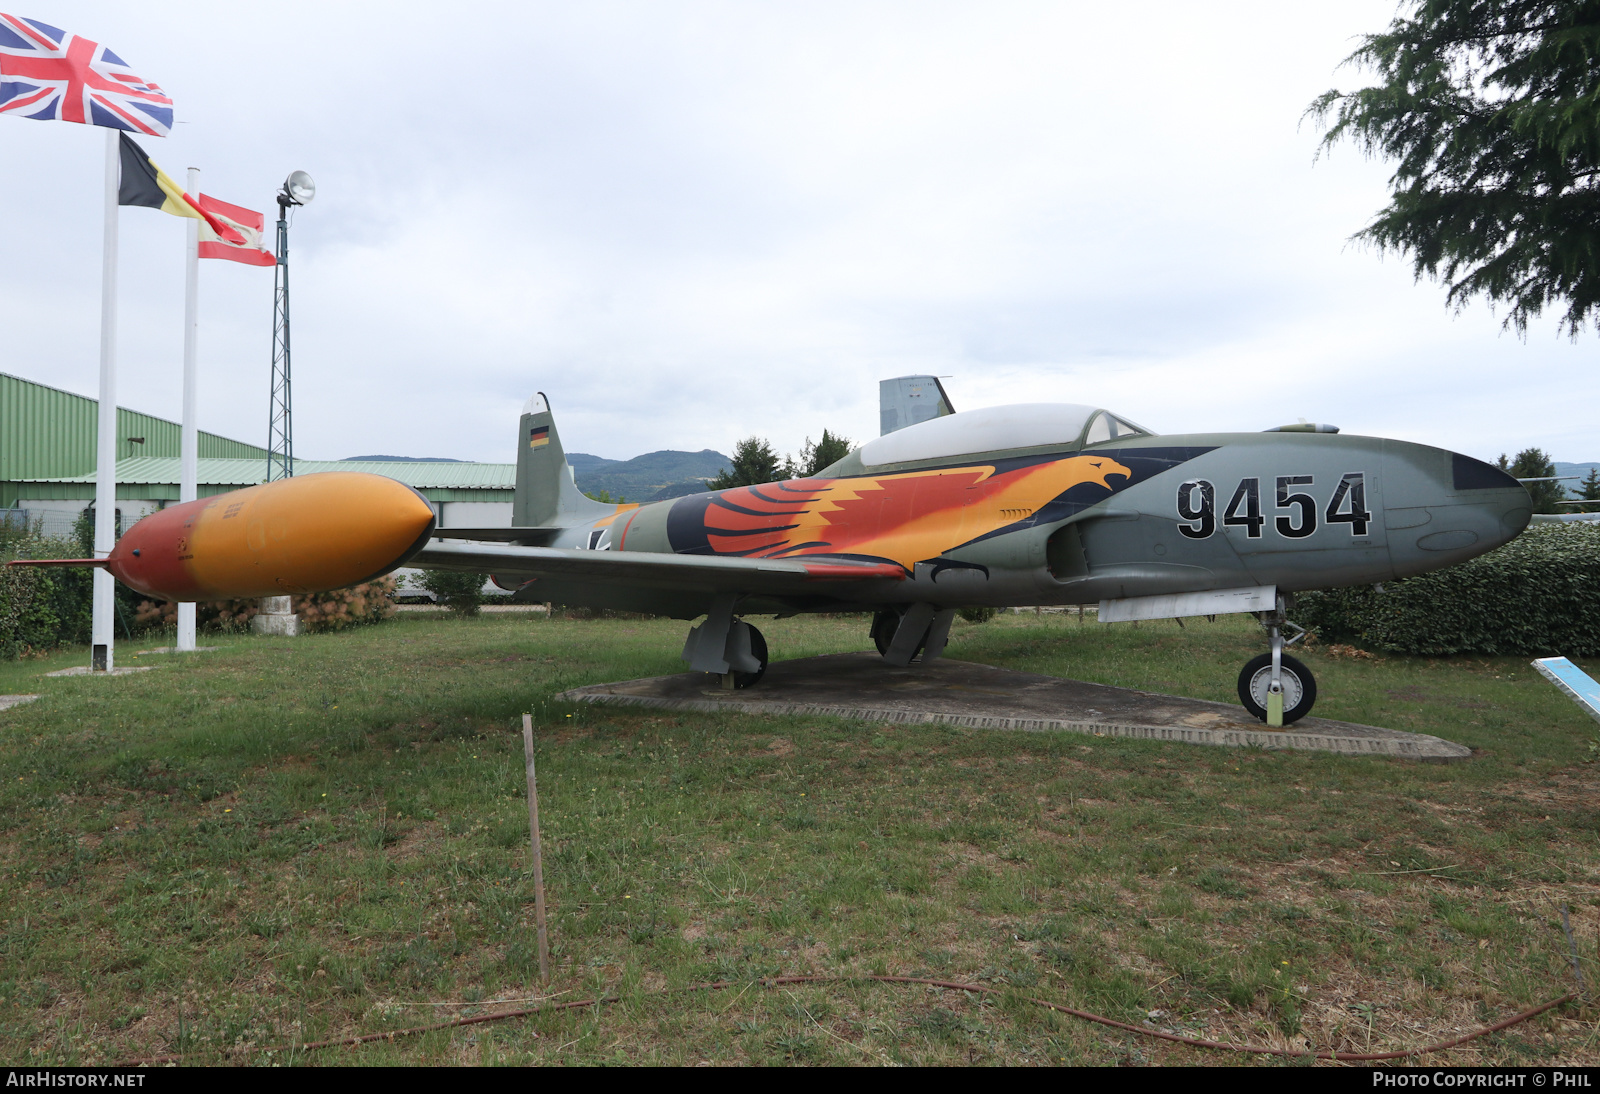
[116,974,1576,1066]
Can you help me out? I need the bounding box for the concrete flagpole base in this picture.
[176,602,197,651]
[252,595,300,637]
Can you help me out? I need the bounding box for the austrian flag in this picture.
[196,195,275,267]
[0,13,172,135]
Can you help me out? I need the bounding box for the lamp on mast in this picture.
[266,170,314,482]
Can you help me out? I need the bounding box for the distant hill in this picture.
[568,449,729,502]
[331,449,726,500]
[342,455,465,463]
[646,479,720,502]
[1555,462,1600,497]
[564,453,613,473]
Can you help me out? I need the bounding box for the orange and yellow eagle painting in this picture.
[662,451,1167,574]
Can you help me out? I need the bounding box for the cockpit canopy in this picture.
[857,403,1152,468]
[1082,409,1150,446]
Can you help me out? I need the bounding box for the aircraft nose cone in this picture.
[1386,450,1530,577]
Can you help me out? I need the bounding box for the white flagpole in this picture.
[91,127,120,672]
[177,166,199,652]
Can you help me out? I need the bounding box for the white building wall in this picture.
[437,501,512,528]
[8,496,165,538]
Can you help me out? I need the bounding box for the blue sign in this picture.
[1533,657,1600,726]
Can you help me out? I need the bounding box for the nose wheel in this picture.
[1239,597,1316,726]
[1238,651,1316,725]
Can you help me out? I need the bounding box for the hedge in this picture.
[133,577,398,634]
[1,527,96,660]
[1295,522,1600,656]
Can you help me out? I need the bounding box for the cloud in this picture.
[1,0,1594,468]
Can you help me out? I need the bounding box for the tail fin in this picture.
[512,393,615,527]
[879,375,955,436]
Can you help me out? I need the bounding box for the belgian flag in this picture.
[117,132,233,240]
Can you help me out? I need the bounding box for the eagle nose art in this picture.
[1385,449,1530,578]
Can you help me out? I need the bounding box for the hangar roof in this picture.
[22,456,514,489]
[9,457,516,504]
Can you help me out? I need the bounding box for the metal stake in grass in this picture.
[521,712,550,987]
[1561,902,1586,998]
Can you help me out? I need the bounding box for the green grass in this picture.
[1,610,1597,1065]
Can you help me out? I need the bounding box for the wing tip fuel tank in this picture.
[108,472,437,602]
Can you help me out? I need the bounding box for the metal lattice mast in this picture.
[265,172,313,481]
[266,209,292,481]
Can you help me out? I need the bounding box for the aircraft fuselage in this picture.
[511,431,1529,618]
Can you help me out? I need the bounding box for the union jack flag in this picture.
[0,13,172,136]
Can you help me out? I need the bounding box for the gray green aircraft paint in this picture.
[411,393,1530,725]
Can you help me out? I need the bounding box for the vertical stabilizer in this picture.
[512,393,614,527]
[879,375,955,436]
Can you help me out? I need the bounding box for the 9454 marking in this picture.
[1177,473,1371,541]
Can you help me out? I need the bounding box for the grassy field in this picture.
[1,609,1597,1066]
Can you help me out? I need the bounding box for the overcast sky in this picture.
[2,1,1594,466]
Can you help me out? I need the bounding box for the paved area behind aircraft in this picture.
[561,653,1471,761]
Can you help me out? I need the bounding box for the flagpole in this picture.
[176,166,200,653]
[91,128,120,673]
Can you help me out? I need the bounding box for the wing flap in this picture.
[411,541,903,595]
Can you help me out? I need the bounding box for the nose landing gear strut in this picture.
[1237,595,1316,726]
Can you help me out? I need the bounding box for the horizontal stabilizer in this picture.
[430,527,566,546]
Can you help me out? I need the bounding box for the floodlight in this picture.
[284,171,315,205]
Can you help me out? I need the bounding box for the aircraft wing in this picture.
[1532,512,1600,524]
[410,540,905,595]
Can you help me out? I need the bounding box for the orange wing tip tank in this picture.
[8,473,437,602]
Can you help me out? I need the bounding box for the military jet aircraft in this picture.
[21,389,1531,729]
[406,392,1530,726]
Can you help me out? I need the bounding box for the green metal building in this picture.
[1,371,268,510]
[1,372,514,534]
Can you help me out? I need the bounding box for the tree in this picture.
[791,429,853,479]
[1499,446,1568,512]
[420,569,490,616]
[1309,2,1600,336]
[1576,465,1600,511]
[708,430,855,488]
[707,437,783,490]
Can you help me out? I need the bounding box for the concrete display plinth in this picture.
[559,652,1472,762]
[44,666,152,677]
[252,596,300,637]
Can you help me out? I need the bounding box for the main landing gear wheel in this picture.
[871,610,926,662]
[1237,652,1316,725]
[728,623,769,690]
[871,611,896,656]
